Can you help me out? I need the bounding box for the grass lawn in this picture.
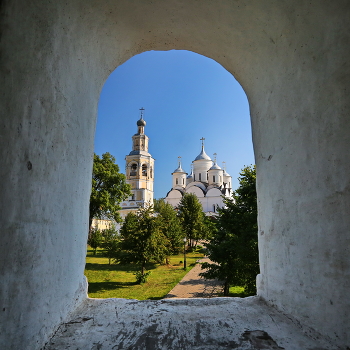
[85,247,204,300]
[228,286,246,297]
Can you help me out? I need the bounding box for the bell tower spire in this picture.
[120,109,155,217]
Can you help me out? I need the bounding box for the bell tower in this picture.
[120,108,155,216]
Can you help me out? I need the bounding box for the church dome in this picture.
[223,169,231,177]
[137,117,146,126]
[209,162,222,171]
[187,168,194,179]
[173,165,185,173]
[194,146,211,161]
[172,163,186,174]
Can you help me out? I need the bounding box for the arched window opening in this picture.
[130,163,137,176]
[142,164,147,176]
[213,175,216,182]
[92,49,254,302]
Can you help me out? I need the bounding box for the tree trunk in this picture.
[224,281,230,296]
[88,216,93,236]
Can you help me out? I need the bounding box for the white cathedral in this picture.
[165,138,233,215]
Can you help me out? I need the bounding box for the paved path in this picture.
[164,257,223,298]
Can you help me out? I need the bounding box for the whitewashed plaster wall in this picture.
[0,1,349,349]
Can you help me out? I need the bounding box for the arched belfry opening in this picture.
[90,49,254,300]
[95,49,253,206]
[1,1,349,349]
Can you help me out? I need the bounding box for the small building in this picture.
[165,138,232,215]
[91,217,116,231]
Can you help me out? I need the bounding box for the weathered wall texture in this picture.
[0,1,349,349]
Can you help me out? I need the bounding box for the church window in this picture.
[176,178,178,185]
[219,175,221,182]
[131,194,135,201]
[150,167,153,178]
[182,178,184,185]
[199,173,201,181]
[213,205,216,213]
[213,175,216,182]
[130,163,137,176]
[142,164,147,176]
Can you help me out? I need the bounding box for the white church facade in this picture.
[165,139,233,215]
[119,109,155,220]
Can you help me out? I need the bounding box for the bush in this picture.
[135,270,151,284]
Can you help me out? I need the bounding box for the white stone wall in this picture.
[192,160,212,182]
[172,173,186,188]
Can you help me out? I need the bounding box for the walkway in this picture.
[165,257,223,298]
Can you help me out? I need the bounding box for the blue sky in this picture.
[95,50,254,199]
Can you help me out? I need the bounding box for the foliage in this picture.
[135,270,151,284]
[117,205,169,283]
[153,198,166,212]
[89,152,131,230]
[177,193,208,247]
[202,215,216,241]
[155,201,184,259]
[200,165,259,296]
[87,228,103,255]
[100,227,120,265]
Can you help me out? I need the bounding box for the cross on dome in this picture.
[137,107,146,127]
[194,137,211,161]
[172,156,186,174]
[139,107,145,118]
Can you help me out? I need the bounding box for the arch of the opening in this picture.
[90,49,254,299]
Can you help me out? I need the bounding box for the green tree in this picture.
[101,227,120,265]
[87,228,103,255]
[153,198,166,212]
[200,165,259,296]
[156,201,183,263]
[117,205,168,283]
[89,152,131,231]
[177,193,206,248]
